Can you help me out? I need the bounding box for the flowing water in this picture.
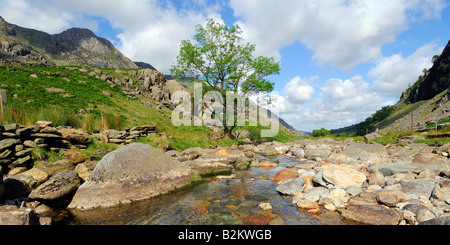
[69,154,345,225]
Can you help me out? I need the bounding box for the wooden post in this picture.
[0,89,7,117]
[101,111,106,130]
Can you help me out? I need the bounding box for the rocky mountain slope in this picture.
[0,16,137,68]
[333,40,450,135]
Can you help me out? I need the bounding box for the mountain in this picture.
[0,16,137,68]
[332,40,450,135]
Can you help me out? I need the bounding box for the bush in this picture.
[311,128,330,137]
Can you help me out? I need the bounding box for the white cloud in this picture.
[369,42,444,97]
[284,76,316,104]
[279,75,384,132]
[230,0,446,71]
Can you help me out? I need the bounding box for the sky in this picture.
[0,0,449,132]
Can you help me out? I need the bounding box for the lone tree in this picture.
[170,18,280,137]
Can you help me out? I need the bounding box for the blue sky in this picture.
[1,0,449,132]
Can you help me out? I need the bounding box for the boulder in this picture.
[341,204,402,225]
[400,179,439,198]
[37,159,74,176]
[186,156,233,176]
[29,170,81,205]
[342,142,389,158]
[323,164,367,188]
[367,163,419,176]
[68,143,201,210]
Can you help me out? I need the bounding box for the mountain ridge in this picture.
[0,16,137,69]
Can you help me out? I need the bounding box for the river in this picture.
[69,154,345,225]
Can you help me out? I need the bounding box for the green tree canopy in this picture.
[170,18,281,137]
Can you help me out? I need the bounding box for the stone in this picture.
[291,148,305,158]
[347,192,379,206]
[0,205,38,225]
[400,179,439,198]
[58,128,93,145]
[346,186,363,197]
[23,140,37,148]
[215,149,229,156]
[341,204,402,225]
[276,178,305,195]
[376,191,411,207]
[68,143,201,211]
[303,187,329,202]
[21,168,49,183]
[367,163,419,176]
[297,198,320,210]
[0,173,3,199]
[234,157,251,170]
[38,159,74,176]
[312,169,328,187]
[271,168,300,183]
[3,174,38,199]
[16,125,40,138]
[326,152,349,164]
[185,156,233,176]
[0,138,21,152]
[433,187,450,202]
[36,121,54,128]
[29,170,81,202]
[368,170,385,187]
[416,209,436,223]
[330,188,347,200]
[418,216,450,225]
[74,161,98,181]
[61,150,85,164]
[259,160,278,168]
[342,142,389,159]
[323,164,367,188]
[258,203,272,210]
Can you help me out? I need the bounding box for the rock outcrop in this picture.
[68,143,201,211]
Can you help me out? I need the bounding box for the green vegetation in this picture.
[311,128,331,137]
[171,18,281,137]
[0,62,302,153]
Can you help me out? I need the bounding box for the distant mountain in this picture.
[134,61,157,70]
[0,16,137,68]
[332,40,450,135]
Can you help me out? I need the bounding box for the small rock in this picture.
[276,178,305,195]
[376,191,411,207]
[259,160,278,168]
[258,203,272,210]
[61,150,85,164]
[416,209,436,223]
[271,168,299,184]
[368,170,385,187]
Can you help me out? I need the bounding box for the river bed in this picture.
[69,154,345,225]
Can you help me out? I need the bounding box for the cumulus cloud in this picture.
[369,42,444,97]
[230,0,446,71]
[284,76,316,104]
[0,0,225,73]
[279,76,384,132]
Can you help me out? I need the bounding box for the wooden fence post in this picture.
[0,89,7,117]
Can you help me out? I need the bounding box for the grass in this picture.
[0,62,304,154]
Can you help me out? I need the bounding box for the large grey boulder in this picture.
[29,170,81,203]
[68,143,200,211]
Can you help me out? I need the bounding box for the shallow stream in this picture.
[69,154,345,225]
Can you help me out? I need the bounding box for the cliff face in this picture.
[405,40,450,103]
[0,16,137,69]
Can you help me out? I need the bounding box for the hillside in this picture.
[332,40,450,136]
[0,16,137,69]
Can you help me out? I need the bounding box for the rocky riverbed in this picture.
[1,134,449,225]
